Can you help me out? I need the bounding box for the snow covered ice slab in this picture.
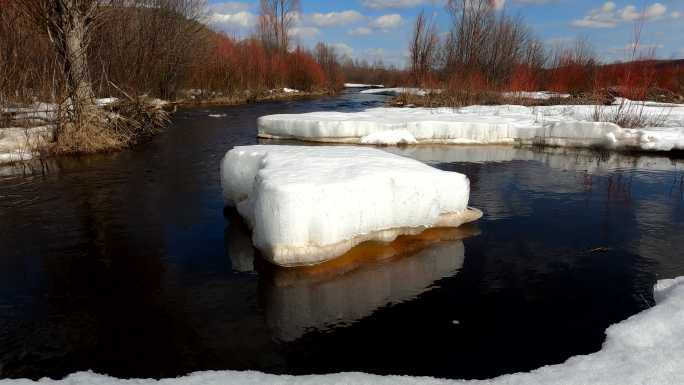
[359,87,430,96]
[220,145,480,267]
[5,276,684,384]
[258,104,684,151]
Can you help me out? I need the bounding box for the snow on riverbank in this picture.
[258,102,684,151]
[3,276,683,384]
[220,145,479,267]
[360,87,432,96]
[501,91,571,100]
[0,126,54,163]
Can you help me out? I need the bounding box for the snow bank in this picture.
[283,88,300,94]
[0,126,54,164]
[220,145,479,267]
[4,277,683,384]
[360,88,431,97]
[501,91,571,100]
[258,103,684,151]
[1,102,57,122]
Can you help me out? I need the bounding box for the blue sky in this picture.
[207,0,684,67]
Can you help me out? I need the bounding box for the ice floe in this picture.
[361,129,417,145]
[220,145,480,267]
[360,87,432,96]
[3,276,683,384]
[258,103,684,151]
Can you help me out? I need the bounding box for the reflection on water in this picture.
[258,226,479,342]
[1,93,684,380]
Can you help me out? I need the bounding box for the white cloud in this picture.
[370,14,404,29]
[572,2,670,29]
[206,2,256,31]
[330,43,354,57]
[208,11,256,30]
[361,0,436,10]
[644,3,667,19]
[310,10,364,27]
[288,27,320,39]
[348,26,373,36]
[209,1,251,14]
[671,11,681,19]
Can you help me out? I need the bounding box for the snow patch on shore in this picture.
[502,91,571,100]
[0,126,54,163]
[220,145,476,267]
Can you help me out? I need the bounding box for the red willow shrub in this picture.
[187,31,329,97]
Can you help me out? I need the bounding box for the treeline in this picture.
[0,0,349,106]
[409,0,684,100]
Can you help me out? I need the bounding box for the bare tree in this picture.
[258,0,300,53]
[409,10,439,86]
[15,0,108,121]
[443,0,544,88]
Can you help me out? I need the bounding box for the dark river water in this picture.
[1,92,684,381]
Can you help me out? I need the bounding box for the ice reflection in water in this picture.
[224,208,480,342]
[257,226,479,342]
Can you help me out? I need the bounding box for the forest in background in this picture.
[0,0,407,106]
[406,0,684,104]
[1,0,683,154]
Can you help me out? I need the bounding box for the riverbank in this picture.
[174,89,332,107]
[0,89,334,165]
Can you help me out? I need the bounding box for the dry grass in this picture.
[389,91,595,108]
[52,98,169,154]
[590,98,670,128]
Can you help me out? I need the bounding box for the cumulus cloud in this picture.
[572,2,670,28]
[206,1,256,31]
[370,14,404,29]
[310,10,364,27]
[361,0,437,10]
[288,27,320,39]
[208,12,256,30]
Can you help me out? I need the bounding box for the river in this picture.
[1,92,683,380]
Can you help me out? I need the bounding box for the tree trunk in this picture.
[60,0,96,119]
